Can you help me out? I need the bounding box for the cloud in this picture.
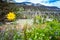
[14,0,29,2]
[27,0,49,4]
[40,0,60,8]
[14,0,60,8]
[50,1,60,8]
[28,0,60,8]
[27,0,60,3]
[14,0,50,3]
[42,0,60,3]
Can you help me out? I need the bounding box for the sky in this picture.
[14,0,60,8]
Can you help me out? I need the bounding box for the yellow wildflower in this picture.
[6,12,16,21]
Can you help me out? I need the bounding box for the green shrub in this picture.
[25,17,60,40]
[0,15,60,40]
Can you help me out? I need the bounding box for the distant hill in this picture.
[14,2,60,11]
[1,0,60,11]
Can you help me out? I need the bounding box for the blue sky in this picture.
[14,0,60,8]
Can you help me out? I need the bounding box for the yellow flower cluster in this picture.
[6,12,16,21]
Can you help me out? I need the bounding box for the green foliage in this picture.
[33,15,42,24]
[25,20,60,40]
[0,16,60,40]
[25,16,60,40]
[0,25,23,40]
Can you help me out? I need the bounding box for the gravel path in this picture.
[16,19,33,25]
